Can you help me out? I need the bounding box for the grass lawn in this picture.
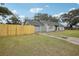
[0,33,79,56]
[48,30,79,38]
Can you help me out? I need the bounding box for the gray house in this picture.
[25,20,65,32]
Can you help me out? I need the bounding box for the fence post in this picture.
[16,25,17,36]
[7,24,8,36]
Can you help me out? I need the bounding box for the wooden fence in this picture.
[0,24,35,36]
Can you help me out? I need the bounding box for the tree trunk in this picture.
[69,24,73,30]
[55,25,57,31]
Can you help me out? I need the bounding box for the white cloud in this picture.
[19,15,25,22]
[20,15,25,18]
[11,10,18,14]
[52,8,76,18]
[52,12,64,17]
[30,8,43,13]
[45,5,49,8]
[68,8,76,11]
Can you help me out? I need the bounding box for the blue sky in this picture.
[5,3,79,18]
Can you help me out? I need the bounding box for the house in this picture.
[25,20,65,32]
[57,24,65,31]
[43,21,65,32]
[72,23,79,29]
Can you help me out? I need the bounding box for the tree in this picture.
[0,3,5,6]
[49,16,59,31]
[0,6,13,23]
[60,8,79,29]
[23,17,28,25]
[34,13,49,22]
[0,6,20,24]
[0,6,13,16]
[34,13,59,22]
[7,15,19,24]
[49,15,59,22]
[34,13,59,31]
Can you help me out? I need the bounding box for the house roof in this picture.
[25,20,44,26]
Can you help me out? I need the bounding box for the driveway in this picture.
[39,33,79,45]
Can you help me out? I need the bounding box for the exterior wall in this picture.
[57,27,59,31]
[35,26,47,32]
[45,24,49,32]
[58,27,65,31]
[35,25,65,32]
[35,26,41,32]
[46,26,56,32]
[40,26,46,32]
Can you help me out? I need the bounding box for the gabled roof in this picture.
[25,20,44,26]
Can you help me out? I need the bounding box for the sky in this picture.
[4,3,79,18]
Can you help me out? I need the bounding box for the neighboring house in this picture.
[72,23,79,29]
[0,20,3,24]
[25,20,65,32]
[57,24,65,31]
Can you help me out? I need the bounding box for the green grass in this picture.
[0,33,79,56]
[48,30,79,38]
